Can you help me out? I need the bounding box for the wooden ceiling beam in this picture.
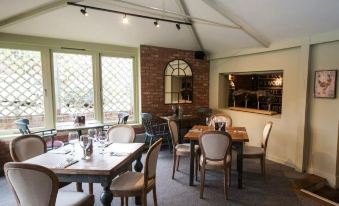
[201,0,270,48]
[0,0,83,29]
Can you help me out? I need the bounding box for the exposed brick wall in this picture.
[140,45,209,117]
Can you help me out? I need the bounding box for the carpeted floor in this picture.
[0,149,301,206]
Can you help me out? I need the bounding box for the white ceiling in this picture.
[1,0,339,55]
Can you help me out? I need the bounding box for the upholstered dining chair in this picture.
[199,131,232,200]
[168,120,199,180]
[107,124,135,143]
[243,121,273,176]
[10,134,47,162]
[4,162,94,206]
[209,114,232,129]
[110,139,162,206]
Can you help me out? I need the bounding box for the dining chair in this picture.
[243,121,273,176]
[168,120,199,180]
[4,162,94,206]
[199,131,232,200]
[110,139,162,206]
[9,134,47,162]
[15,118,63,150]
[196,107,212,125]
[209,114,232,129]
[107,124,135,143]
[141,113,171,150]
[118,112,129,124]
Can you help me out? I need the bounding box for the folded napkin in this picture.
[104,142,113,147]
[55,158,79,169]
[49,147,72,154]
[190,128,202,132]
[110,152,131,156]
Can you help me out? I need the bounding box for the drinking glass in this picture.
[98,131,108,154]
[68,131,79,156]
[205,117,210,126]
[79,135,90,159]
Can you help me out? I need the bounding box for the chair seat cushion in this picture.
[243,146,264,156]
[175,144,199,153]
[56,191,94,206]
[200,155,231,169]
[110,172,154,194]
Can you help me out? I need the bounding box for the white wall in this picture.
[210,48,302,168]
[308,41,339,187]
[210,43,339,187]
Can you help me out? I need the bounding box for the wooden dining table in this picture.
[184,125,249,188]
[24,142,145,206]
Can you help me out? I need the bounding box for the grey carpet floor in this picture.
[0,149,301,206]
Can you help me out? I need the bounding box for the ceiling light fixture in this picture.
[154,20,160,28]
[68,2,191,29]
[122,14,128,24]
[80,7,88,16]
[176,23,181,30]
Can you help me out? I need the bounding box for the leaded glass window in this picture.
[101,56,134,123]
[53,52,94,123]
[0,48,44,130]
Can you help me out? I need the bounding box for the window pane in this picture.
[53,53,94,124]
[101,56,134,123]
[0,48,44,130]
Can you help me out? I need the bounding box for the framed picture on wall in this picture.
[314,70,337,98]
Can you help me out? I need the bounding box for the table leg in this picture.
[100,184,113,206]
[134,154,143,205]
[189,140,195,186]
[235,142,244,189]
[76,182,83,192]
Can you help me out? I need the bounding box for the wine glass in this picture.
[97,131,108,154]
[68,131,79,156]
[79,135,90,159]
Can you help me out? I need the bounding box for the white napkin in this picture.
[49,147,72,154]
[110,152,131,156]
[55,158,79,168]
[190,128,202,132]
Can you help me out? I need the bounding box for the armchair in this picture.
[141,113,171,150]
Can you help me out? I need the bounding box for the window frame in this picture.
[0,37,139,136]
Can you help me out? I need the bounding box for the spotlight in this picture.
[80,7,88,16]
[176,23,181,30]
[154,20,160,28]
[122,14,128,24]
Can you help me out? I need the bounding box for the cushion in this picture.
[110,172,154,193]
[175,144,199,153]
[243,146,265,156]
[56,191,94,206]
[200,155,231,169]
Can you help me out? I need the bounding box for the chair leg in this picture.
[176,156,180,171]
[88,183,93,195]
[228,164,232,187]
[142,192,147,206]
[76,182,83,192]
[125,197,129,206]
[172,153,177,179]
[153,184,158,206]
[200,167,205,199]
[261,156,266,176]
[120,197,124,206]
[224,167,229,200]
[195,154,199,181]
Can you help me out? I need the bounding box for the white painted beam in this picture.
[0,0,83,29]
[201,0,270,48]
[175,0,204,51]
[103,0,240,29]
